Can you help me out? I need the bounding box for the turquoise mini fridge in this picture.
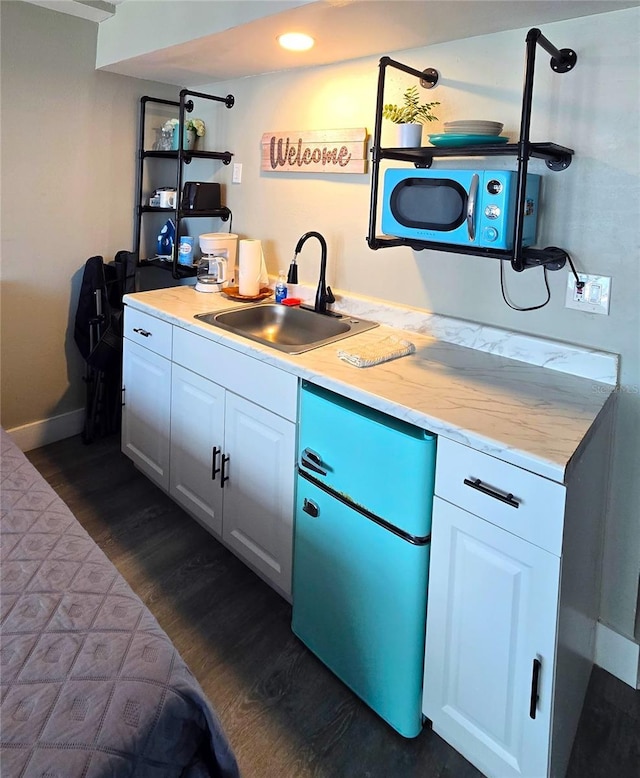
[292,382,436,738]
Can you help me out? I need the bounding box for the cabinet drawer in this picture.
[124,308,172,359]
[173,327,298,421]
[435,437,566,555]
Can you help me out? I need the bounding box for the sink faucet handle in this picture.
[325,286,335,304]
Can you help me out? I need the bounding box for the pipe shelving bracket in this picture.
[420,68,439,89]
[519,247,567,272]
[527,27,578,74]
[368,29,577,276]
[551,48,577,73]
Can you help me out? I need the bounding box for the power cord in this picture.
[499,249,584,311]
[500,260,551,311]
[563,250,585,293]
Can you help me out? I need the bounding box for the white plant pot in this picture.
[398,123,422,148]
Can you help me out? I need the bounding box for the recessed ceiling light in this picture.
[277,32,315,52]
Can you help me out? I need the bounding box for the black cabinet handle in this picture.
[211,446,221,480]
[301,448,327,476]
[463,478,520,508]
[133,327,152,337]
[529,657,542,719]
[220,453,230,488]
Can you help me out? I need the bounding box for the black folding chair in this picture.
[73,252,136,443]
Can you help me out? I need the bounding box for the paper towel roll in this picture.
[238,239,262,297]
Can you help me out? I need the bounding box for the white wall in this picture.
[192,10,640,642]
[0,1,177,434]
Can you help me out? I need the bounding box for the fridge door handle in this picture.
[301,448,327,476]
[302,498,319,518]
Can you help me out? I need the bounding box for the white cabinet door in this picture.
[222,392,296,598]
[121,338,171,491]
[423,496,560,778]
[170,364,225,536]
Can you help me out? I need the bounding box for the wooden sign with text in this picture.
[261,128,368,174]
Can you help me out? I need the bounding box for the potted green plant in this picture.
[382,85,439,147]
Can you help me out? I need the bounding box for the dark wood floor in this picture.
[26,434,640,778]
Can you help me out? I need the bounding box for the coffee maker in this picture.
[195,233,238,293]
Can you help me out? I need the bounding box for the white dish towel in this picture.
[337,335,416,368]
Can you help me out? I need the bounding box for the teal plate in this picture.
[428,134,510,147]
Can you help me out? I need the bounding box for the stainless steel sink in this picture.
[195,303,378,354]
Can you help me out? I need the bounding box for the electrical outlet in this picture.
[232,163,242,184]
[565,273,611,315]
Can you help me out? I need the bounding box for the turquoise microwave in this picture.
[381,168,541,250]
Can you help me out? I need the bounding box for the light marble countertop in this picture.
[123,286,617,484]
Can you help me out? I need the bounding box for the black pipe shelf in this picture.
[368,29,577,272]
[134,89,235,280]
[367,236,569,268]
[376,141,573,171]
[139,205,231,220]
[138,257,198,278]
[141,149,233,164]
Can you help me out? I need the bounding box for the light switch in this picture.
[232,163,242,184]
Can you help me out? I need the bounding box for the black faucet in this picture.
[290,231,336,315]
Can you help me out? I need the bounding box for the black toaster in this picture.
[182,182,222,211]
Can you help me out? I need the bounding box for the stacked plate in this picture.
[428,119,508,147]
[443,120,504,136]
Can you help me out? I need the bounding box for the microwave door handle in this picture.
[467,173,479,242]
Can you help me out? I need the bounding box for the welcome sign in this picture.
[260,128,368,174]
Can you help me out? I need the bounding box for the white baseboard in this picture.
[595,622,640,688]
[6,409,85,452]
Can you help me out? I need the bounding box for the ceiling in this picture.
[25,0,640,86]
[23,0,125,23]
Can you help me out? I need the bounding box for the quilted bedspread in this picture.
[0,429,239,778]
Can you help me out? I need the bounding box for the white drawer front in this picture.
[435,437,566,555]
[124,308,172,359]
[173,327,298,421]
